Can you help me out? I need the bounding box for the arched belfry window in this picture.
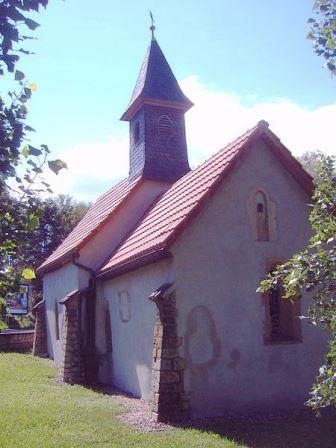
[158,115,173,137]
[255,191,269,241]
[247,188,277,241]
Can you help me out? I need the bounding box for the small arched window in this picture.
[158,115,173,137]
[247,188,277,241]
[133,122,140,144]
[255,191,269,241]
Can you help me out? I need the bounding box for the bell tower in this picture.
[121,22,193,182]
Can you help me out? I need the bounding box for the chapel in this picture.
[34,25,327,422]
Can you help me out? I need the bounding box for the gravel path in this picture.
[55,381,335,433]
[94,385,173,432]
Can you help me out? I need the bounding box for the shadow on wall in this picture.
[183,409,336,448]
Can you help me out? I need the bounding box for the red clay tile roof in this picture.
[37,176,141,274]
[98,121,313,278]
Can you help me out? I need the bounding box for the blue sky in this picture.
[18,0,336,201]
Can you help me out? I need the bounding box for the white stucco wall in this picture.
[78,180,172,271]
[43,262,91,364]
[96,260,172,400]
[42,179,171,366]
[170,141,327,416]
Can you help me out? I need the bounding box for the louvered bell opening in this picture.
[158,115,173,137]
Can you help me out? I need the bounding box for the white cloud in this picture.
[48,75,336,201]
[44,136,129,202]
[181,75,336,167]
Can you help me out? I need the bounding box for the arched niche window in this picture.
[264,264,302,345]
[158,115,173,137]
[247,189,277,241]
[255,191,269,241]
[133,122,140,144]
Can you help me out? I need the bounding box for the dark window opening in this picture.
[105,308,112,353]
[133,122,140,144]
[257,202,264,213]
[55,301,60,341]
[265,267,302,344]
[158,115,173,137]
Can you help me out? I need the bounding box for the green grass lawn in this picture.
[0,353,335,448]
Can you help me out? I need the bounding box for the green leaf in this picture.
[48,159,67,175]
[27,214,39,230]
[22,268,36,280]
[327,39,336,49]
[4,213,14,222]
[24,18,40,30]
[28,145,42,156]
[41,144,50,153]
[24,87,32,98]
[24,125,36,132]
[15,70,25,81]
[21,146,29,157]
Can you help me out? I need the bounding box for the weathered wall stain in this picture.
[185,305,221,368]
[227,348,240,368]
[118,290,131,322]
[184,305,221,411]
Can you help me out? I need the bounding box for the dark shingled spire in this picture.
[123,29,192,182]
[121,38,193,121]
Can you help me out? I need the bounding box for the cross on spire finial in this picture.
[149,11,156,40]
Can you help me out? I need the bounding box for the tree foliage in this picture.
[1,191,89,301]
[0,1,67,328]
[24,195,89,301]
[298,150,335,184]
[259,157,336,410]
[307,0,336,74]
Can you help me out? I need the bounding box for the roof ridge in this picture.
[99,120,314,279]
[175,124,259,185]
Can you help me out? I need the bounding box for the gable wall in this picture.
[95,259,172,400]
[43,262,89,364]
[78,179,172,271]
[170,140,327,416]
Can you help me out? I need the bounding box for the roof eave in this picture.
[96,248,172,281]
[120,96,194,121]
[36,250,75,276]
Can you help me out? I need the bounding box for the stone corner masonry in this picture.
[32,299,48,357]
[149,286,189,422]
[59,290,84,384]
